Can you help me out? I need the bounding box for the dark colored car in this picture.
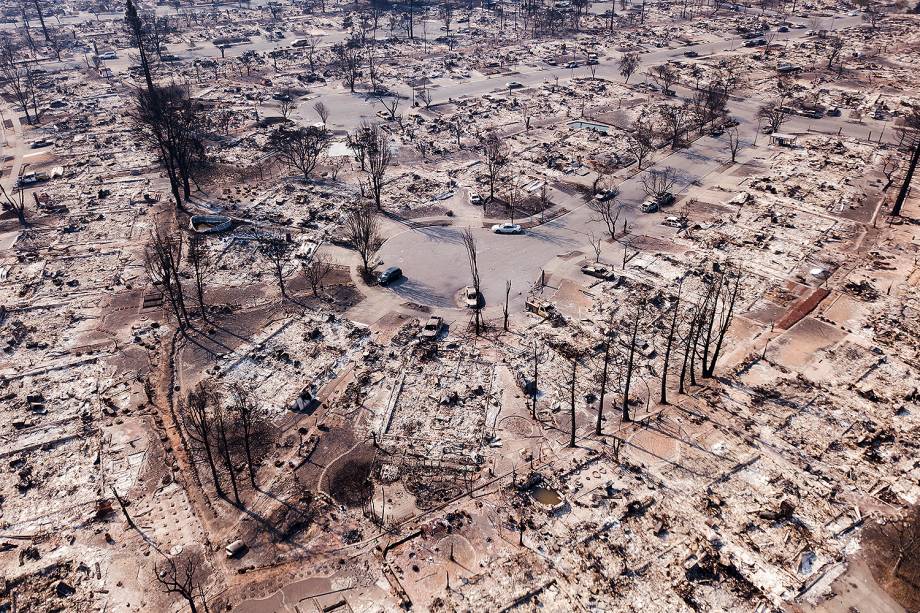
[378,266,402,285]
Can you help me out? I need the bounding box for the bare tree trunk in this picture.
[703,271,740,377]
[462,228,481,335]
[660,283,682,404]
[216,409,241,505]
[569,358,577,447]
[111,487,136,529]
[596,336,610,435]
[532,341,539,419]
[893,139,919,217]
[678,307,699,394]
[699,275,722,379]
[503,280,511,331]
[622,304,641,422]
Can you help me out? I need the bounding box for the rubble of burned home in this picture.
[0,0,918,611]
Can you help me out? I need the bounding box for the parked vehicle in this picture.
[662,216,686,228]
[420,316,444,340]
[594,188,617,201]
[378,266,402,285]
[581,264,617,280]
[641,200,659,213]
[469,191,482,205]
[464,286,479,308]
[525,299,556,318]
[491,223,523,234]
[656,192,676,207]
[226,540,247,558]
[506,81,523,89]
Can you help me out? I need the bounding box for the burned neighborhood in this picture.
[0,0,919,611]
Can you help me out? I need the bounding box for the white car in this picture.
[491,223,523,234]
[506,81,523,89]
[469,191,482,205]
[464,286,479,308]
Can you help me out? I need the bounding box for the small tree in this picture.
[269,126,329,180]
[304,35,321,73]
[649,64,678,95]
[701,268,742,378]
[155,550,209,613]
[344,203,384,274]
[0,183,27,226]
[727,126,741,163]
[596,332,612,435]
[303,251,333,296]
[279,95,294,120]
[333,40,362,92]
[588,192,622,241]
[259,236,292,300]
[641,166,678,201]
[619,52,640,84]
[825,36,844,69]
[659,102,691,149]
[480,131,509,202]
[461,228,482,334]
[628,112,656,170]
[758,100,788,134]
[314,101,330,128]
[365,124,392,210]
[0,37,40,125]
[375,93,401,121]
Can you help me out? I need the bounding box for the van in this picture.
[378,266,402,285]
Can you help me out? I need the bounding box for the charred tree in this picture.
[596,333,611,435]
[461,228,482,334]
[259,236,292,301]
[344,203,384,275]
[144,224,189,331]
[660,282,682,404]
[703,269,741,378]
[214,403,241,505]
[569,356,578,447]
[622,303,642,422]
[187,233,210,322]
[182,383,224,499]
[125,0,156,95]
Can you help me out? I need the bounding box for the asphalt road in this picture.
[374,14,889,312]
[378,127,730,312]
